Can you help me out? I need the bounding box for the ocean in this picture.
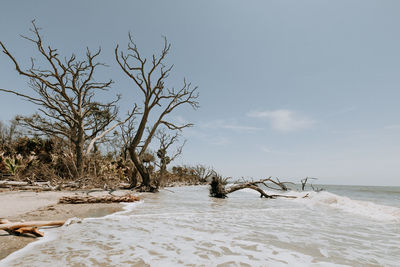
[1,185,399,266]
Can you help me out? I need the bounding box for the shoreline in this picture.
[0,190,130,260]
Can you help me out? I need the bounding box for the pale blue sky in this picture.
[1,0,399,185]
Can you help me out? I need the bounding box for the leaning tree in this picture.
[115,34,199,192]
[0,21,132,178]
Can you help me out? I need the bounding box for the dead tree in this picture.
[155,128,185,184]
[119,116,137,161]
[210,177,302,199]
[115,34,199,192]
[260,177,295,191]
[0,21,132,178]
[301,177,324,192]
[192,165,216,183]
[300,177,318,191]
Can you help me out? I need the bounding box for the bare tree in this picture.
[119,116,137,161]
[301,177,323,192]
[0,21,131,177]
[0,120,20,150]
[191,165,218,183]
[115,34,199,191]
[155,128,186,185]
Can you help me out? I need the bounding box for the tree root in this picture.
[136,185,158,193]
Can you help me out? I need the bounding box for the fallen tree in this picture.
[210,177,307,199]
[58,194,140,204]
[0,180,58,191]
[247,177,295,191]
[0,219,65,237]
[0,180,132,191]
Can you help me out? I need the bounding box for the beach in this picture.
[0,190,125,260]
[1,0,399,265]
[1,185,399,266]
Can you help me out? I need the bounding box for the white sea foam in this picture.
[0,227,59,267]
[297,191,400,222]
[2,186,399,266]
[0,199,143,267]
[240,187,400,222]
[100,199,143,219]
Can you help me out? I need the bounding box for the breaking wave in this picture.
[302,191,400,222]
[242,188,400,222]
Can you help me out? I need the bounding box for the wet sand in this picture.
[0,190,128,260]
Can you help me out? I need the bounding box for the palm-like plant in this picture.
[4,157,20,175]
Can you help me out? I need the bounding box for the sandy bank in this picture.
[0,190,133,260]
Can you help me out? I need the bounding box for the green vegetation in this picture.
[0,120,217,189]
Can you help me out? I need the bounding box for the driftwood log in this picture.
[210,177,305,199]
[0,219,65,237]
[0,180,135,192]
[59,194,140,204]
[0,180,60,191]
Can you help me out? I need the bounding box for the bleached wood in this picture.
[0,220,65,231]
[59,194,140,204]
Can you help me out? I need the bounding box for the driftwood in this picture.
[0,180,59,191]
[12,227,45,237]
[210,177,305,199]
[0,219,65,237]
[263,177,295,191]
[226,183,297,199]
[0,180,132,192]
[59,194,140,204]
[301,177,315,190]
[300,177,324,192]
[0,181,29,187]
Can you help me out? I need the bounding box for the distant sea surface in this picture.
[1,184,400,266]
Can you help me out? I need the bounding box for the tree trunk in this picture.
[59,194,140,204]
[127,108,158,192]
[160,162,167,174]
[129,168,138,188]
[209,178,303,199]
[159,163,167,187]
[74,125,85,179]
[129,148,156,192]
[75,140,84,178]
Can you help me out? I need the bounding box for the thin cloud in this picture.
[200,119,260,132]
[221,124,260,131]
[261,146,296,156]
[184,128,230,146]
[210,136,231,146]
[384,124,400,130]
[325,106,357,118]
[248,109,315,132]
[169,115,191,127]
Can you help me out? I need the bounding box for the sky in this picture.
[0,0,399,186]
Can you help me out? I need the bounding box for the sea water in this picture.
[1,185,399,266]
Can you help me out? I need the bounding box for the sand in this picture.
[0,189,132,260]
